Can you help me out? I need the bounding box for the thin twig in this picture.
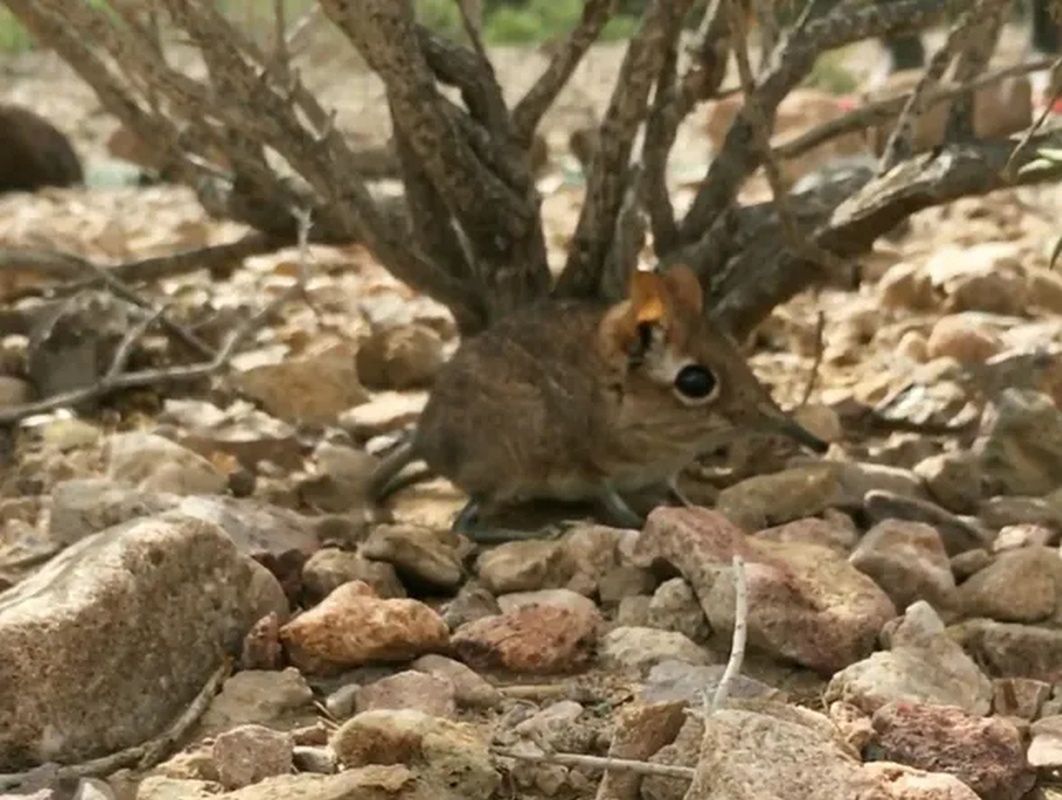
[491,748,696,781]
[0,658,230,790]
[725,0,848,277]
[775,56,1057,161]
[709,554,748,714]
[1004,54,1062,180]
[880,0,1009,172]
[0,281,299,425]
[105,306,167,381]
[800,310,826,407]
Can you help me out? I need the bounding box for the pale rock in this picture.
[197,668,314,737]
[994,522,1056,551]
[361,524,462,590]
[870,702,1033,800]
[864,490,989,555]
[142,767,424,800]
[914,453,983,514]
[714,464,839,530]
[302,548,406,602]
[755,516,857,554]
[39,418,101,451]
[0,515,282,769]
[1029,715,1062,769]
[173,496,321,561]
[950,618,1062,682]
[926,242,1028,316]
[978,389,1062,496]
[356,324,444,390]
[451,604,599,674]
[597,565,657,604]
[826,601,992,715]
[992,677,1051,720]
[559,524,635,596]
[105,432,226,495]
[641,661,781,706]
[598,627,711,674]
[475,540,568,594]
[212,725,293,790]
[410,654,501,708]
[338,391,427,440]
[48,478,175,545]
[880,262,938,310]
[616,595,652,626]
[355,670,456,718]
[279,581,448,674]
[861,763,982,800]
[496,588,599,619]
[235,343,367,425]
[511,701,594,754]
[956,546,1062,623]
[849,520,955,611]
[440,581,500,630]
[926,315,1003,364]
[633,508,895,673]
[647,578,710,641]
[979,495,1062,529]
[792,403,843,443]
[331,710,498,799]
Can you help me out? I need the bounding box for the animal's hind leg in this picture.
[451,497,567,544]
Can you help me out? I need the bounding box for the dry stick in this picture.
[0,659,231,791]
[725,0,847,278]
[799,310,827,407]
[491,749,696,781]
[0,281,299,426]
[0,249,215,359]
[1004,54,1062,180]
[775,56,1058,161]
[495,555,751,786]
[709,554,749,714]
[510,0,613,142]
[880,0,1009,172]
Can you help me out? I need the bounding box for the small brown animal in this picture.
[0,104,82,193]
[372,265,826,541]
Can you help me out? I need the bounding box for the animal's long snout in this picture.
[754,402,829,454]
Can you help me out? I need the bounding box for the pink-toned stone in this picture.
[870,702,1033,800]
[355,671,456,718]
[632,508,895,673]
[279,581,448,673]
[451,604,600,674]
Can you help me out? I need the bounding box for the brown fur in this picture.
[0,104,82,193]
[414,266,816,516]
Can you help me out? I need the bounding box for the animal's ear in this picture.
[662,264,704,315]
[629,269,669,325]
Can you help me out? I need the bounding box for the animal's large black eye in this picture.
[674,364,717,400]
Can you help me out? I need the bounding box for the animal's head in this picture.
[596,264,828,455]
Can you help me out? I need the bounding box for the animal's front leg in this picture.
[598,487,646,529]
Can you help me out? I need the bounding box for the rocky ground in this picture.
[2,25,1062,800]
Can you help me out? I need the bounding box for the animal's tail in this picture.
[368,434,428,501]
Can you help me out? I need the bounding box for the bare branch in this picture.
[774,56,1057,161]
[800,311,826,407]
[880,0,1010,171]
[1004,54,1062,179]
[511,0,614,143]
[709,130,1062,338]
[0,276,300,426]
[491,748,696,781]
[678,0,969,245]
[557,0,694,298]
